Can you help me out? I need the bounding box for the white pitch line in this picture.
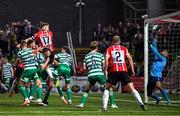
[71,95,136,103]
[0,110,179,113]
[71,95,180,107]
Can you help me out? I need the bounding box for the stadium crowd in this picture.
[0,19,43,58]
[93,21,144,77]
[93,22,143,59]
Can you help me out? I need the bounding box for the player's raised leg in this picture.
[55,78,68,104]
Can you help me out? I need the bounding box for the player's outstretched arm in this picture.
[151,39,162,59]
[151,36,157,48]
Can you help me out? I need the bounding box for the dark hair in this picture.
[43,47,50,53]
[62,46,70,53]
[27,40,34,46]
[90,41,99,49]
[20,40,27,48]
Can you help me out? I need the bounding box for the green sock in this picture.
[80,92,88,105]
[109,88,115,105]
[30,84,37,97]
[36,87,43,99]
[26,86,30,98]
[44,90,51,102]
[57,87,63,97]
[19,86,28,99]
[66,88,72,100]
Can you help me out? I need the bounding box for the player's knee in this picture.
[48,82,53,89]
[127,82,135,92]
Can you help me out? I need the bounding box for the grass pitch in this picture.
[0,93,179,116]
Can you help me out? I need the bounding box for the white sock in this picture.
[46,68,54,79]
[29,96,34,100]
[132,89,143,105]
[37,99,42,103]
[103,89,109,109]
[61,96,65,99]
[1,83,8,91]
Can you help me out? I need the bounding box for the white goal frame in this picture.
[144,11,180,103]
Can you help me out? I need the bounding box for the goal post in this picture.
[144,22,149,103]
[144,11,180,103]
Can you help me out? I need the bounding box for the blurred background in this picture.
[0,0,179,48]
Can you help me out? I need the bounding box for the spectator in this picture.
[117,21,124,36]
[97,23,102,38]
[0,49,2,57]
[102,27,108,39]
[122,28,131,48]
[135,23,143,33]
[20,20,35,40]
[133,30,144,62]
[126,22,135,49]
[9,32,18,58]
[98,38,109,54]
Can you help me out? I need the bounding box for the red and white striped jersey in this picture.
[33,31,54,51]
[106,45,128,72]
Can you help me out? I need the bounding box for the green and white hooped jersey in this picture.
[55,52,72,66]
[17,48,37,70]
[84,51,105,77]
[34,53,45,67]
[2,63,13,78]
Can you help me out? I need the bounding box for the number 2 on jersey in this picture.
[112,51,124,63]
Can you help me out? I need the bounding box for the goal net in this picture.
[144,11,180,104]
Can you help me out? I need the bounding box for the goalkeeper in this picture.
[147,25,171,104]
